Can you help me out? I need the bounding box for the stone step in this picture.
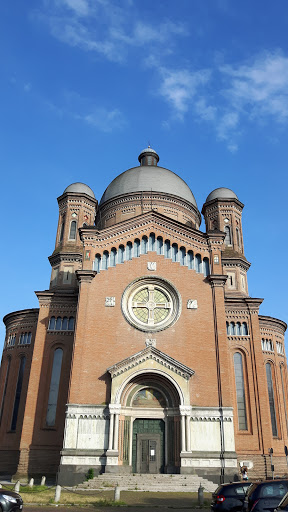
[76,473,217,492]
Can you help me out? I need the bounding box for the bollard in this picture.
[41,476,46,486]
[14,481,20,493]
[114,486,121,502]
[198,483,204,508]
[29,478,34,488]
[55,485,61,503]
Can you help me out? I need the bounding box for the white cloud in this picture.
[221,52,288,122]
[61,0,89,17]
[75,107,126,132]
[158,68,210,119]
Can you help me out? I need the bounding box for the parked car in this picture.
[275,492,288,512]
[0,489,23,511]
[211,482,252,512]
[243,480,288,512]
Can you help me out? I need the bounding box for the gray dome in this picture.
[206,187,238,202]
[64,182,95,198]
[100,166,197,207]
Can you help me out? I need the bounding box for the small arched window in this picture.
[172,244,178,262]
[69,221,77,240]
[27,332,32,344]
[94,254,101,273]
[46,348,63,427]
[226,322,230,335]
[118,245,125,263]
[49,317,56,330]
[164,240,170,258]
[102,251,109,270]
[195,254,201,273]
[242,322,248,335]
[56,317,62,330]
[266,363,278,437]
[149,233,155,251]
[68,317,74,330]
[187,251,194,270]
[110,248,117,267]
[62,317,68,330]
[157,237,163,255]
[230,322,235,335]
[180,247,186,266]
[141,236,148,255]
[236,322,241,335]
[236,228,241,249]
[59,220,65,243]
[234,352,248,430]
[126,242,132,261]
[225,226,232,245]
[134,239,140,258]
[203,257,210,277]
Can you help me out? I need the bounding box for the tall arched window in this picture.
[62,317,68,330]
[0,357,11,425]
[233,352,248,430]
[11,357,26,431]
[126,242,132,261]
[225,226,232,245]
[110,248,117,267]
[94,254,101,273]
[69,221,77,240]
[236,322,241,335]
[157,237,163,255]
[236,228,241,249]
[141,236,148,255]
[280,365,288,435]
[266,363,278,436]
[59,220,65,242]
[230,322,235,335]
[46,348,63,427]
[226,322,230,335]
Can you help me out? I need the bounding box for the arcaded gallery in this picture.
[0,147,287,485]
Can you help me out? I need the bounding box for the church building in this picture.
[0,147,287,485]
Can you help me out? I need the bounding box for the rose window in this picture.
[122,278,181,332]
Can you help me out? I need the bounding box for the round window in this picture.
[122,278,181,332]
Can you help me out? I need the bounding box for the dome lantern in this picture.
[138,146,159,167]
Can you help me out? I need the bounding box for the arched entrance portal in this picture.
[119,372,181,474]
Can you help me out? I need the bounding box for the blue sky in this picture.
[1,0,288,353]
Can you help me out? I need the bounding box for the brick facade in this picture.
[0,148,287,485]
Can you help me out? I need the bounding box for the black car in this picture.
[275,492,288,512]
[211,482,252,512]
[243,480,288,512]
[0,489,23,511]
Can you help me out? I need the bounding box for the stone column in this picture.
[186,415,191,452]
[106,404,121,473]
[108,413,114,451]
[113,410,120,451]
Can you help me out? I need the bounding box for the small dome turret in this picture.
[206,187,238,202]
[138,146,159,166]
[64,182,95,199]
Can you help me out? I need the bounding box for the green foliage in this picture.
[86,468,95,480]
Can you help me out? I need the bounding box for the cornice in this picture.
[76,270,97,283]
[108,346,194,380]
[202,197,244,215]
[3,308,39,326]
[259,315,287,333]
[48,252,82,266]
[208,274,228,288]
[35,290,78,306]
[79,211,209,249]
[222,257,251,271]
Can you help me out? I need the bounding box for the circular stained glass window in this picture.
[122,277,181,332]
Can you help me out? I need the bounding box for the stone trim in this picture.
[108,346,194,380]
[75,270,97,283]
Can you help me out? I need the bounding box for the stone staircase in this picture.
[77,473,218,493]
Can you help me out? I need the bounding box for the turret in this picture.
[49,182,97,290]
[202,187,250,296]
